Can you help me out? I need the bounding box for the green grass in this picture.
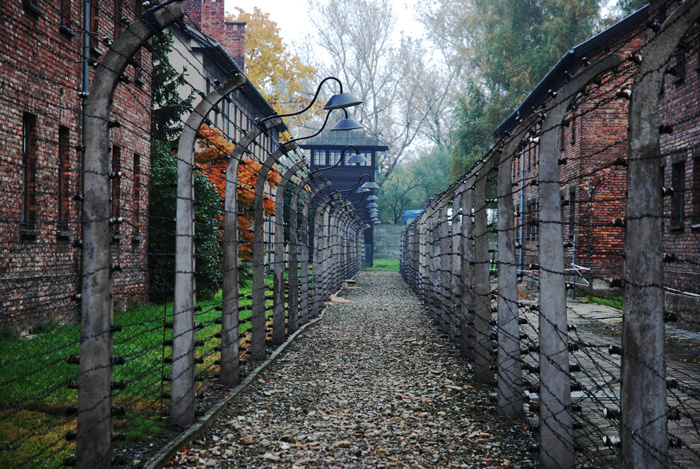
[0,277,282,467]
[592,296,623,310]
[367,258,400,271]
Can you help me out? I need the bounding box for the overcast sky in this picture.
[224,0,424,50]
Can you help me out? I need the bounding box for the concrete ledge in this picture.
[143,308,330,469]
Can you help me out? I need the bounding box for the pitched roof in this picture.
[298,119,388,150]
[174,22,285,131]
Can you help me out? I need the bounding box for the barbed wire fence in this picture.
[402,2,700,467]
[0,1,367,467]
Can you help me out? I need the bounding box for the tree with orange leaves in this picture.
[194,124,281,265]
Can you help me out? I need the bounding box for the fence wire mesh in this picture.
[401,2,700,467]
[0,1,367,466]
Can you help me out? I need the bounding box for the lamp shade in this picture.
[361,181,380,190]
[367,202,378,209]
[345,153,367,164]
[366,195,378,201]
[331,116,363,131]
[355,187,370,194]
[323,92,363,110]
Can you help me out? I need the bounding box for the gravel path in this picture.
[166,271,536,468]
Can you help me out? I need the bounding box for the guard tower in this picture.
[300,126,387,265]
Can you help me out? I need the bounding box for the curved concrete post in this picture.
[623,4,700,467]
[474,156,497,385]
[450,192,463,343]
[300,181,331,324]
[407,218,418,289]
[425,204,439,319]
[78,3,184,467]
[288,173,313,326]
[251,141,297,360]
[417,209,431,301]
[172,74,245,428]
[272,161,307,340]
[313,194,340,316]
[222,116,283,381]
[495,119,535,420]
[345,214,360,280]
[290,176,324,324]
[536,53,622,468]
[439,202,451,336]
[460,178,476,360]
[333,202,354,291]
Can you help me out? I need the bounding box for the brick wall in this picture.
[659,23,700,296]
[510,13,699,305]
[0,1,151,330]
[185,0,246,69]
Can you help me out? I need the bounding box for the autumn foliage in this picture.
[194,124,281,263]
[226,7,322,133]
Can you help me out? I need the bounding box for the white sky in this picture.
[224,0,424,50]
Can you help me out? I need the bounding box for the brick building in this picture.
[171,0,283,160]
[494,3,700,326]
[0,1,152,330]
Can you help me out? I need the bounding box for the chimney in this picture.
[184,0,246,70]
[223,21,246,70]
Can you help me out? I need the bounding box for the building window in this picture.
[89,1,100,53]
[570,115,576,146]
[530,199,539,240]
[670,159,685,229]
[23,0,45,16]
[671,46,686,85]
[112,145,121,222]
[59,0,71,27]
[133,153,141,234]
[569,187,576,239]
[58,126,70,232]
[114,0,124,36]
[133,1,143,85]
[328,149,341,166]
[313,150,326,166]
[559,123,565,152]
[692,149,700,226]
[22,113,38,231]
[360,151,372,167]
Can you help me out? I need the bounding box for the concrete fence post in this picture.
[428,206,440,323]
[474,156,496,385]
[496,137,526,419]
[460,179,475,361]
[451,193,463,343]
[417,212,428,301]
[536,53,621,468]
[301,182,331,321]
[289,174,321,326]
[313,194,338,316]
[172,74,245,428]
[78,4,184,467]
[251,141,296,360]
[222,115,280,383]
[623,3,700,466]
[493,116,536,419]
[273,161,306,339]
[439,203,451,336]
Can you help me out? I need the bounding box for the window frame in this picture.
[669,155,686,230]
[57,126,71,234]
[21,113,39,235]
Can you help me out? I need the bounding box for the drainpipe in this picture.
[77,0,91,316]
